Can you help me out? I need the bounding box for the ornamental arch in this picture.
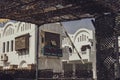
[2,22,15,37]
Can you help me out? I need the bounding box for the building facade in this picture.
[38,23,63,73]
[62,28,97,79]
[0,22,37,69]
[0,21,63,73]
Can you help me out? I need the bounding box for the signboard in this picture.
[43,47,62,57]
[15,34,29,51]
[43,32,62,57]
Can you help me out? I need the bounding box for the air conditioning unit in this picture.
[1,54,8,62]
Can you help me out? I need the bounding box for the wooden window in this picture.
[15,34,29,51]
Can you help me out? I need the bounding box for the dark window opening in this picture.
[81,45,91,51]
[3,42,5,53]
[69,48,72,53]
[7,41,9,52]
[11,40,13,51]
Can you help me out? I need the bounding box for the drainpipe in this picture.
[35,25,39,80]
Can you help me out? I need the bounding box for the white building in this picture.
[0,22,37,69]
[62,28,97,79]
[38,23,63,73]
[0,21,63,73]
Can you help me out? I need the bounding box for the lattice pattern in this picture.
[95,14,119,80]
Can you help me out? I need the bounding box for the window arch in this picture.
[80,36,81,41]
[74,29,90,42]
[82,34,84,41]
[78,37,79,42]
[85,35,86,41]
[3,22,15,37]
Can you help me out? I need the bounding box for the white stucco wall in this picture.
[38,23,63,73]
[0,22,37,69]
[62,28,94,61]
[62,28,97,79]
[0,22,63,72]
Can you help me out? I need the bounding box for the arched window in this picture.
[82,35,86,41]
[80,36,81,41]
[83,35,84,41]
[85,35,86,41]
[78,37,79,42]
[3,23,15,37]
[21,27,23,31]
[82,34,84,41]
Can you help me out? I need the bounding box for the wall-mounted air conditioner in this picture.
[1,54,8,62]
